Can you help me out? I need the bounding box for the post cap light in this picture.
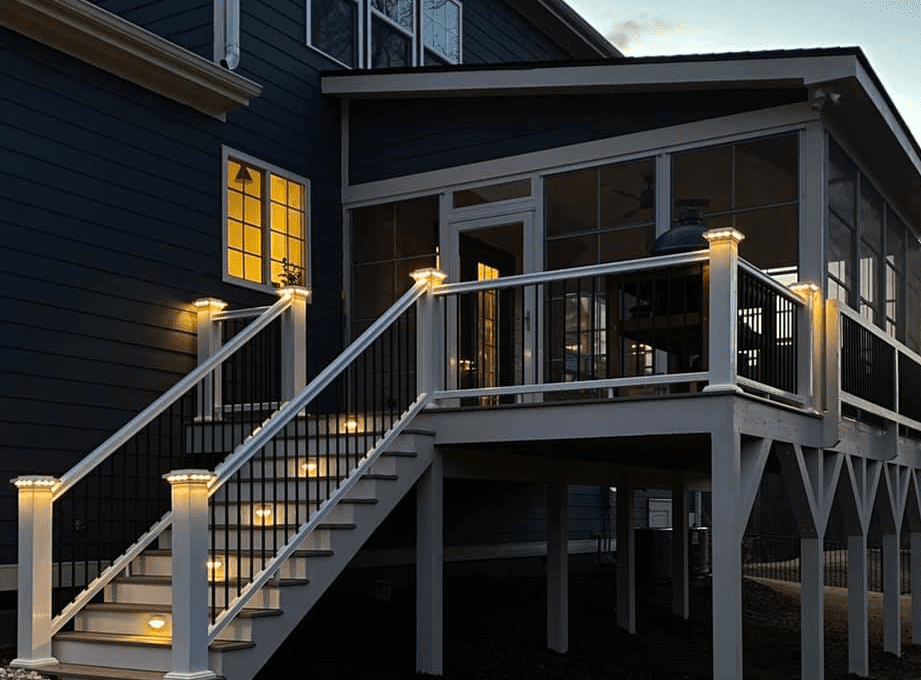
[193,298,227,311]
[789,282,821,301]
[702,228,745,244]
[163,469,216,485]
[410,268,447,288]
[147,614,167,631]
[11,475,59,490]
[276,285,311,301]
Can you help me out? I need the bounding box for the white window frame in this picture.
[222,146,312,294]
[306,0,462,68]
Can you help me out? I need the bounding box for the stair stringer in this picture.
[217,429,436,680]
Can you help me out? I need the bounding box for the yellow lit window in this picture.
[225,153,309,290]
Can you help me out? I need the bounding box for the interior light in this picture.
[148,615,167,631]
[254,505,273,524]
[345,417,359,433]
[300,461,318,475]
[207,559,224,581]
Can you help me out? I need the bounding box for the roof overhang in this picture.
[0,0,262,120]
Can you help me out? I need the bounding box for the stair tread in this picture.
[382,450,417,457]
[54,630,255,651]
[30,661,178,680]
[113,574,307,588]
[82,602,281,618]
[361,473,397,480]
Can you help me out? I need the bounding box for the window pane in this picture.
[353,262,396,319]
[453,180,531,208]
[828,138,856,226]
[827,210,852,289]
[546,235,597,270]
[424,0,459,62]
[271,203,286,232]
[228,191,243,220]
[395,196,438,258]
[859,241,878,319]
[424,49,448,66]
[372,17,411,68]
[288,180,303,209]
[244,254,261,282]
[545,169,597,236]
[228,219,243,249]
[271,175,286,203]
[244,196,261,226]
[887,207,905,270]
[734,205,798,273]
[599,159,655,229]
[672,145,732,216]
[288,208,302,237]
[735,136,797,209]
[373,0,413,29]
[860,180,883,252]
[228,250,243,279]
[312,0,357,67]
[600,225,654,262]
[244,226,262,255]
[353,204,395,263]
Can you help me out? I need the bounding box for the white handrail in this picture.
[211,279,428,488]
[434,250,710,295]
[53,295,292,500]
[737,259,806,306]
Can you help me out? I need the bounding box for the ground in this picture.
[258,564,921,679]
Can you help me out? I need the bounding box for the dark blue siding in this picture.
[349,89,806,184]
[462,0,571,64]
[91,0,213,59]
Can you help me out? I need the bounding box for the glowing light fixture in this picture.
[344,417,359,433]
[254,505,273,525]
[12,476,59,489]
[300,461,318,476]
[207,559,224,581]
[148,615,167,631]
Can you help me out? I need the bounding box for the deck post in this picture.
[800,536,825,680]
[848,533,869,676]
[702,228,744,394]
[164,470,217,680]
[411,268,447,398]
[711,425,743,680]
[547,481,568,653]
[416,450,444,675]
[278,286,310,401]
[912,532,921,645]
[671,481,689,620]
[616,481,635,634]
[10,476,59,669]
[194,298,226,418]
[882,531,901,656]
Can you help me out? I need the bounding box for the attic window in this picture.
[307,0,462,68]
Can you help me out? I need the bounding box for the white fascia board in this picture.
[322,54,858,98]
[343,101,819,205]
[854,64,921,178]
[0,0,262,120]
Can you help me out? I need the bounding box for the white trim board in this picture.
[0,0,262,120]
[343,102,818,205]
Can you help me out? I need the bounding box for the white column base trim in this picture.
[702,384,743,395]
[164,671,219,680]
[10,657,58,668]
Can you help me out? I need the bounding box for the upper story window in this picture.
[224,149,310,292]
[308,0,461,69]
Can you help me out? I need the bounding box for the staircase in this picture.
[40,427,434,680]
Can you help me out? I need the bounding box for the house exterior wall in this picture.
[90,0,213,59]
[462,0,572,64]
[347,88,807,185]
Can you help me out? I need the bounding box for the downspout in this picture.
[219,0,240,70]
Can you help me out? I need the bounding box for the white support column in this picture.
[848,533,869,677]
[702,228,744,394]
[411,268,447,398]
[277,286,310,401]
[10,476,60,669]
[883,532,901,656]
[671,481,689,620]
[194,298,226,418]
[616,482,635,635]
[789,283,822,411]
[912,532,921,645]
[800,536,825,680]
[165,470,217,680]
[711,428,743,680]
[546,482,568,653]
[416,451,443,676]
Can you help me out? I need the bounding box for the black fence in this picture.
[737,269,797,393]
[743,533,911,594]
[841,313,895,410]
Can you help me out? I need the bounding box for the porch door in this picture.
[447,213,537,400]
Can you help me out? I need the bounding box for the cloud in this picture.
[606,15,677,50]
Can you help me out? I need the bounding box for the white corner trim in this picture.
[0,0,262,120]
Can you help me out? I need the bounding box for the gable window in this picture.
[307,0,461,68]
[223,149,310,291]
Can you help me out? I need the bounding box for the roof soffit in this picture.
[0,0,262,120]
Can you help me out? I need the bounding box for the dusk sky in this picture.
[566,0,921,144]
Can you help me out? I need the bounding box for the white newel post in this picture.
[10,476,60,669]
[277,286,311,401]
[411,268,447,397]
[790,283,821,410]
[703,228,744,394]
[165,470,217,680]
[194,298,226,418]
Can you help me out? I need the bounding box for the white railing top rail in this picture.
[737,259,807,307]
[434,250,710,296]
[210,278,429,488]
[52,295,293,500]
